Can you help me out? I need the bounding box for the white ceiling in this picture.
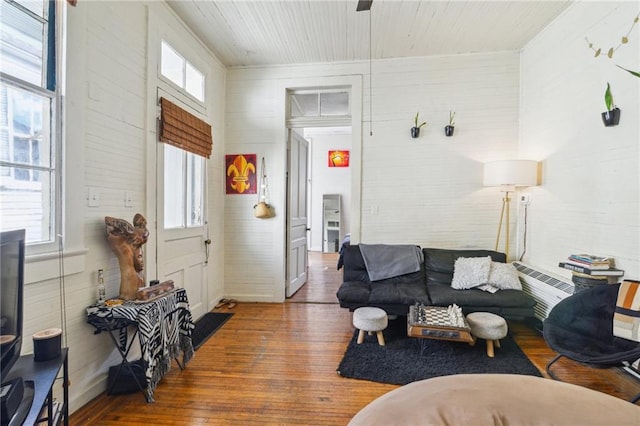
[167,0,573,68]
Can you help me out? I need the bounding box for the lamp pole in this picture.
[495,190,512,260]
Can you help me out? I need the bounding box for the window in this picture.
[290,90,350,117]
[163,145,204,229]
[0,0,58,245]
[160,40,204,102]
[159,42,207,230]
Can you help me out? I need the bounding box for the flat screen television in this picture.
[1,229,30,425]
[0,229,25,383]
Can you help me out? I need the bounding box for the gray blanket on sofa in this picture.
[360,244,423,282]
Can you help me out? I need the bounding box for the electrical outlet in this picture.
[124,191,133,207]
[88,187,100,207]
[520,194,531,205]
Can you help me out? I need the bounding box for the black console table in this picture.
[3,348,69,426]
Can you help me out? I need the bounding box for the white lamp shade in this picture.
[483,160,538,187]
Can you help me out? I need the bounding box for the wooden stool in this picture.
[353,307,388,346]
[466,312,508,357]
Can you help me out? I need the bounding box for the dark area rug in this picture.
[191,312,233,350]
[337,317,542,385]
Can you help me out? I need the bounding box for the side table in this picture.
[86,288,195,402]
[3,348,69,425]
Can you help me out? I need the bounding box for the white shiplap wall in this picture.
[19,1,227,413]
[225,51,521,301]
[519,1,640,280]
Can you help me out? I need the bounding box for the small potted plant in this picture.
[444,110,455,136]
[411,112,427,138]
[601,82,621,127]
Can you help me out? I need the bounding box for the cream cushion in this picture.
[488,261,522,290]
[349,374,640,426]
[451,256,492,289]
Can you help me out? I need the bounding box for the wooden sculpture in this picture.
[105,214,149,300]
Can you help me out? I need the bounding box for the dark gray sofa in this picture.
[336,244,537,320]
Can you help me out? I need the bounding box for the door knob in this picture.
[204,239,211,245]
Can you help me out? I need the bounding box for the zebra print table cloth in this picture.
[87,288,195,401]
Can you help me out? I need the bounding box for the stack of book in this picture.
[558,254,624,277]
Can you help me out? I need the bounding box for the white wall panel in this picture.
[19,1,227,414]
[520,1,640,279]
[225,51,521,301]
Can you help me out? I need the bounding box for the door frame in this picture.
[144,5,213,318]
[282,75,363,300]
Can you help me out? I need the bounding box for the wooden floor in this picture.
[71,252,640,425]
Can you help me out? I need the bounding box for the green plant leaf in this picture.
[594,48,601,57]
[607,48,614,58]
[617,65,640,78]
[604,82,613,111]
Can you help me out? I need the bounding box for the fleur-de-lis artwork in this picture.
[226,154,257,194]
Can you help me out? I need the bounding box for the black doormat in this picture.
[337,317,541,385]
[192,312,233,350]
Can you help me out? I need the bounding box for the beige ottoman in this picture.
[349,374,640,425]
[353,307,388,346]
[466,312,508,357]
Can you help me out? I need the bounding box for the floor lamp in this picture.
[483,160,538,260]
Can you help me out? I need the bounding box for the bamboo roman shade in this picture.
[160,97,212,158]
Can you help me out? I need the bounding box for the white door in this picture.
[287,130,309,297]
[156,133,209,320]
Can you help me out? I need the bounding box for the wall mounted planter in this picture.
[444,125,455,137]
[411,127,421,138]
[601,108,621,127]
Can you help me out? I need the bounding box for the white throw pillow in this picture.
[488,262,522,290]
[451,256,492,289]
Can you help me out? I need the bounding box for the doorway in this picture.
[284,81,361,302]
[287,125,352,302]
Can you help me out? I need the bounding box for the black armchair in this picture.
[543,282,640,403]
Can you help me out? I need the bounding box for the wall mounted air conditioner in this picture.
[513,262,574,320]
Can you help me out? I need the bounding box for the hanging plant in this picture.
[601,82,621,127]
[411,112,427,138]
[444,110,455,137]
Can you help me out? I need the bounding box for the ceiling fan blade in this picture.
[356,0,373,12]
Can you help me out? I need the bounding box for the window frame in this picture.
[157,40,208,233]
[159,39,205,105]
[0,0,63,255]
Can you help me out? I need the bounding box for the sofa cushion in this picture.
[423,248,506,288]
[369,279,430,305]
[428,282,536,308]
[488,262,522,290]
[451,256,492,289]
[336,280,371,304]
[341,245,371,283]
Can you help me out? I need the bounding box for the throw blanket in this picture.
[87,288,195,401]
[360,244,423,282]
[613,280,640,342]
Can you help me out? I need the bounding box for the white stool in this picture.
[466,312,508,357]
[353,307,388,346]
